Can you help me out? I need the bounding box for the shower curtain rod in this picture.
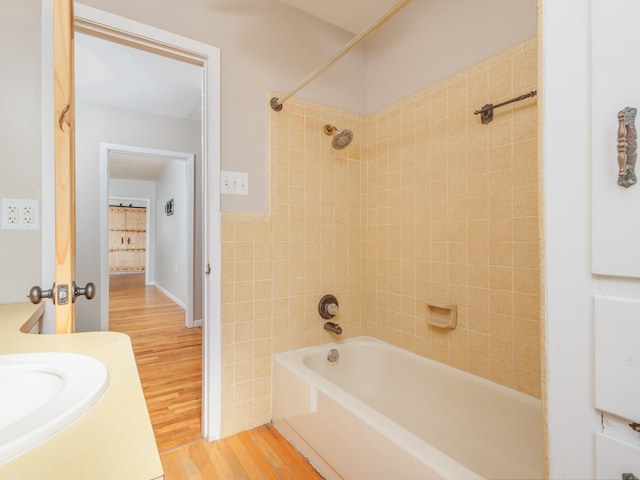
[270,0,412,112]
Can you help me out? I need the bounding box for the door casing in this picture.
[100,143,196,330]
[41,1,222,440]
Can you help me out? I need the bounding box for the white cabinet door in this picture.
[592,0,640,278]
[596,434,640,480]
[594,295,640,422]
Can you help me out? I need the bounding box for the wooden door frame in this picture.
[41,2,222,440]
[101,143,196,330]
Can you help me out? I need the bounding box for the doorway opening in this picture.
[68,4,222,442]
[103,144,200,450]
[98,144,197,330]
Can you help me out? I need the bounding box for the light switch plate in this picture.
[220,171,249,195]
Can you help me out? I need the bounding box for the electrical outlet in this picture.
[2,199,39,230]
[21,204,34,225]
[18,200,38,229]
[2,199,19,229]
[5,203,18,224]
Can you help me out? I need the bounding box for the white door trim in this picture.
[101,143,195,330]
[42,2,222,440]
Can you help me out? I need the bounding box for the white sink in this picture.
[0,352,110,465]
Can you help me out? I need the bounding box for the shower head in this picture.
[323,124,353,150]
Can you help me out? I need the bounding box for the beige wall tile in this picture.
[490,360,515,389]
[219,38,539,438]
[366,37,539,405]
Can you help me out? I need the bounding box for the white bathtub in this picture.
[272,337,542,480]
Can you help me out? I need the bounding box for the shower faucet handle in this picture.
[319,294,339,319]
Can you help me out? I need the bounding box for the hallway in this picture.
[109,273,202,452]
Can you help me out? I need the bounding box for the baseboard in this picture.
[193,319,203,327]
[151,282,186,310]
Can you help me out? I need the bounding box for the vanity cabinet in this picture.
[0,303,164,479]
[590,2,640,478]
[108,206,147,273]
[594,295,640,477]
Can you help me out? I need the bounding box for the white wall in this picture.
[542,1,600,477]
[154,160,187,305]
[364,0,538,113]
[109,178,156,281]
[0,1,536,305]
[78,0,366,214]
[77,0,536,214]
[75,101,200,331]
[0,0,42,303]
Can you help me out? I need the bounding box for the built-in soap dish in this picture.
[425,300,457,329]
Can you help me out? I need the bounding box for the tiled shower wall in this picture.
[364,37,539,397]
[220,36,538,436]
[220,103,365,436]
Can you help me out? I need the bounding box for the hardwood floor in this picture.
[109,273,323,479]
[160,425,324,479]
[109,273,202,452]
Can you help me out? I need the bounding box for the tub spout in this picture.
[324,321,342,335]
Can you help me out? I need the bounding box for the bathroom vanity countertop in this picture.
[0,302,164,480]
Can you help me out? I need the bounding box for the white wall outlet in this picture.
[3,201,18,225]
[220,170,249,195]
[2,199,20,229]
[20,200,38,226]
[2,199,39,230]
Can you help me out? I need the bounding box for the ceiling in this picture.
[75,33,202,181]
[74,0,399,119]
[276,0,401,33]
[107,151,174,181]
[75,32,203,121]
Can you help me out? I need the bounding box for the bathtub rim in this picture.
[274,336,542,406]
[273,336,543,479]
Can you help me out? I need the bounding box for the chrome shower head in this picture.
[323,124,354,150]
[332,129,353,150]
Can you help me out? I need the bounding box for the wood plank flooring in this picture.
[109,274,323,479]
[160,425,324,479]
[109,273,202,452]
